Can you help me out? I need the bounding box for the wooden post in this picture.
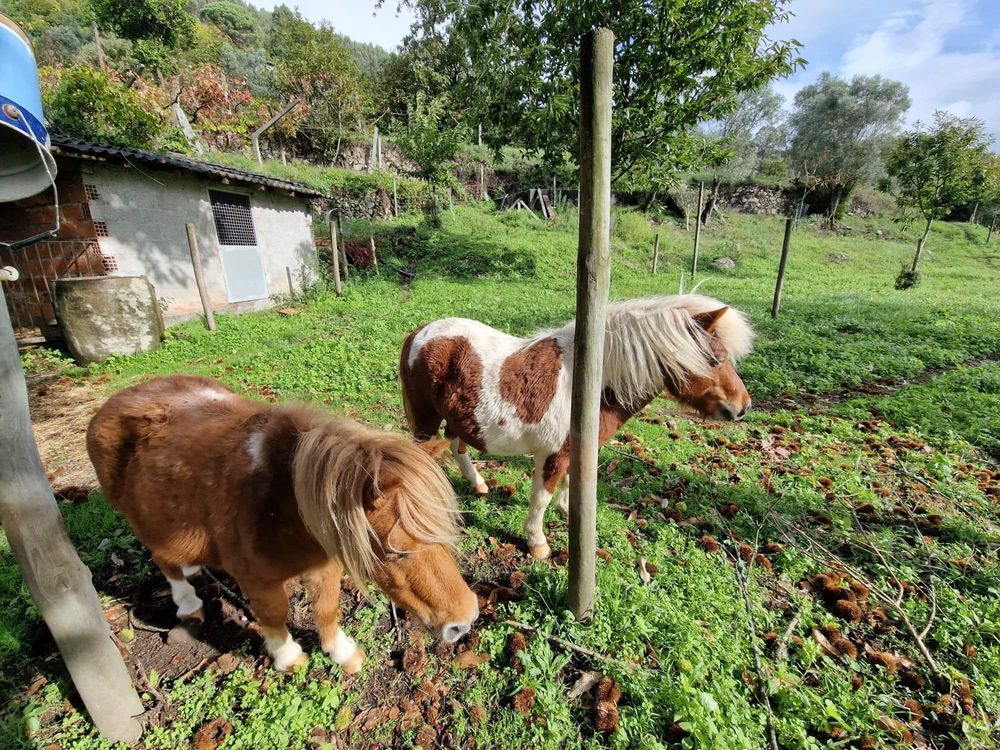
[369,235,379,274]
[691,181,704,278]
[252,99,299,166]
[338,216,349,281]
[185,223,216,331]
[567,27,614,623]
[771,217,794,319]
[328,213,342,296]
[652,233,660,274]
[987,215,996,245]
[0,283,144,744]
[553,176,558,207]
[286,266,295,296]
[478,124,486,199]
[392,177,399,217]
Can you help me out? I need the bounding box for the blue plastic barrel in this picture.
[0,12,57,202]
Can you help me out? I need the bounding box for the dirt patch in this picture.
[26,372,106,495]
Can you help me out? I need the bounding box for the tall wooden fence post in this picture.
[771,217,794,319]
[651,233,661,274]
[369,235,379,275]
[337,216,349,281]
[286,266,295,296]
[987,215,996,245]
[392,177,399,218]
[567,27,614,623]
[692,181,704,278]
[328,212,342,296]
[0,283,144,744]
[185,223,216,331]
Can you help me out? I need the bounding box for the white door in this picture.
[209,190,268,302]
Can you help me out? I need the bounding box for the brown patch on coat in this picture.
[401,332,485,448]
[499,337,563,423]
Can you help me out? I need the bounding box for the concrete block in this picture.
[54,276,164,364]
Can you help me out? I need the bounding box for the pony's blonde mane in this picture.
[290,410,460,589]
[550,294,754,409]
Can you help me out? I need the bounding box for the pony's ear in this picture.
[692,307,728,333]
[418,438,451,461]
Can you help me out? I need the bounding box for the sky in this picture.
[255,0,1000,140]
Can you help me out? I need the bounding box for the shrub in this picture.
[42,66,164,149]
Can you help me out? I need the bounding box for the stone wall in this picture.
[715,182,796,215]
[325,187,394,220]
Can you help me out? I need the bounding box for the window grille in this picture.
[209,191,257,246]
[85,184,100,200]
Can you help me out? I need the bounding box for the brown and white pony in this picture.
[400,294,754,559]
[87,376,478,673]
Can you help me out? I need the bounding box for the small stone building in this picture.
[0,134,324,341]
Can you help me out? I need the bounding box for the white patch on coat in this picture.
[181,565,201,578]
[410,318,572,457]
[246,431,267,468]
[265,631,304,671]
[326,628,358,665]
[167,576,203,618]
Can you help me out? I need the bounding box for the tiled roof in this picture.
[50,134,327,198]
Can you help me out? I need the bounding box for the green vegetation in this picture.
[2,206,998,749]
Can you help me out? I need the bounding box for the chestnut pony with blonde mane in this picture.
[87,376,478,673]
[400,294,754,558]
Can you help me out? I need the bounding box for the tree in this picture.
[699,86,785,224]
[787,73,910,226]
[89,0,194,49]
[883,112,993,284]
[266,5,367,159]
[395,93,468,224]
[385,0,802,184]
[42,66,164,148]
[199,1,260,47]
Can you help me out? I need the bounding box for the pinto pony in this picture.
[400,294,754,558]
[87,376,478,673]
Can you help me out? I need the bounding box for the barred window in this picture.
[209,191,257,246]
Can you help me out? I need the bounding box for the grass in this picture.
[2,204,999,749]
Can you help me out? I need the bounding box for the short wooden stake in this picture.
[329,214,342,296]
[567,27,614,623]
[392,178,399,217]
[652,233,661,274]
[771,217,794,319]
[692,181,704,278]
[987,215,996,245]
[286,266,294,296]
[369,235,379,274]
[185,223,216,331]
[0,285,144,744]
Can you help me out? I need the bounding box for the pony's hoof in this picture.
[180,607,205,624]
[528,543,551,560]
[272,643,307,672]
[342,648,365,675]
[474,483,489,496]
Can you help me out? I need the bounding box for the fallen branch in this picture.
[502,620,650,672]
[724,544,780,750]
[203,568,250,613]
[775,604,804,664]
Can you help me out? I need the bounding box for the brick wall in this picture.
[0,159,105,338]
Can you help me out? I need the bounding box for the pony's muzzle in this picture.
[442,622,471,642]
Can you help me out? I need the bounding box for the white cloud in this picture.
[839,0,1000,139]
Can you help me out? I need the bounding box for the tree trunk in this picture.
[0,285,144,744]
[826,186,843,230]
[700,177,720,226]
[912,218,933,272]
